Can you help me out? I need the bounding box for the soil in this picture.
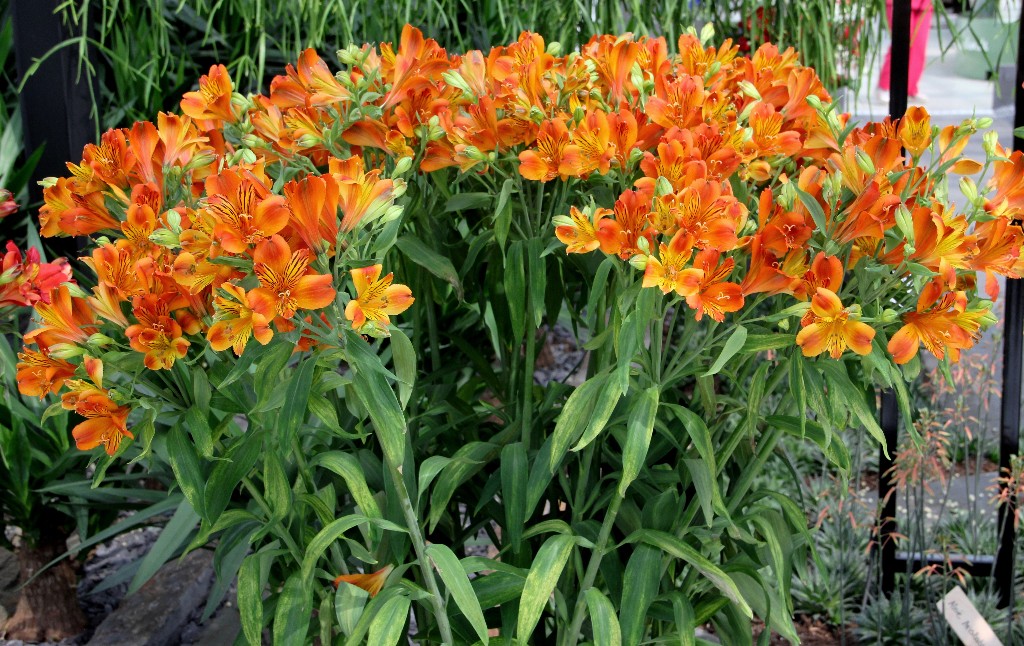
[752,616,858,645]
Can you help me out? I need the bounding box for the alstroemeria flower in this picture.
[345,265,414,336]
[207,283,274,356]
[180,64,236,123]
[642,231,695,295]
[554,206,621,255]
[898,106,932,157]
[16,346,77,399]
[250,235,336,320]
[61,379,133,456]
[682,249,744,322]
[796,288,875,359]
[333,565,393,597]
[887,279,980,364]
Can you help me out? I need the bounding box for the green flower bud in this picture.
[895,204,914,242]
[855,149,875,175]
[655,176,674,197]
[393,157,413,177]
[87,333,115,347]
[959,176,978,204]
[149,228,180,249]
[629,255,649,272]
[49,343,85,360]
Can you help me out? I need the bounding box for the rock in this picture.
[87,550,214,646]
[192,605,240,646]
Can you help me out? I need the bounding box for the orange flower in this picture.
[207,283,274,356]
[204,169,290,255]
[554,206,621,255]
[561,111,615,177]
[329,157,398,233]
[642,231,695,295]
[898,106,932,157]
[612,190,656,260]
[250,235,336,319]
[344,265,414,336]
[796,289,875,359]
[0,243,73,308]
[518,118,575,182]
[986,148,1024,220]
[667,179,745,252]
[908,203,977,285]
[333,565,393,597]
[887,279,977,364]
[682,250,744,322]
[16,347,76,398]
[283,174,340,254]
[746,102,802,158]
[23,285,97,348]
[125,314,190,371]
[180,64,236,123]
[66,387,133,456]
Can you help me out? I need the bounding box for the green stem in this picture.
[521,318,537,450]
[726,425,783,514]
[561,493,623,646]
[387,464,454,644]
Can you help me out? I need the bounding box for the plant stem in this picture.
[561,493,623,646]
[387,464,454,645]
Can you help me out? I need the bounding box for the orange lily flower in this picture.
[888,279,977,364]
[180,64,236,123]
[39,178,119,237]
[646,73,706,130]
[642,231,695,295]
[250,235,336,319]
[553,206,621,255]
[207,283,274,356]
[64,383,133,456]
[908,203,977,285]
[203,169,290,255]
[985,148,1024,220]
[746,102,802,158]
[937,124,983,175]
[333,565,393,597]
[23,285,97,348]
[561,111,616,177]
[328,157,397,232]
[682,249,744,322]
[796,288,875,359]
[519,118,575,182]
[669,178,746,252]
[125,312,190,371]
[344,265,414,335]
[612,190,657,260]
[755,188,812,256]
[898,106,932,157]
[0,242,72,308]
[16,346,77,398]
[969,218,1022,300]
[284,174,340,254]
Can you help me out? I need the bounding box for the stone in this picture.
[0,546,18,615]
[193,605,240,646]
[87,550,214,646]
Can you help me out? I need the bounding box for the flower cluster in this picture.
[16,24,1024,457]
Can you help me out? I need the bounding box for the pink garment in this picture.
[878,0,934,96]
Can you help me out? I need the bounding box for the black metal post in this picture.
[877,0,911,599]
[878,391,900,597]
[887,0,912,120]
[9,0,94,205]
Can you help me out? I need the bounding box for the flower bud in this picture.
[240,134,267,149]
[904,244,916,256]
[552,214,574,228]
[391,178,407,199]
[984,130,1001,158]
[855,149,875,175]
[628,147,645,166]
[49,343,85,359]
[183,151,219,172]
[393,157,413,177]
[636,236,651,254]
[296,134,323,149]
[700,22,716,45]
[881,308,900,323]
[380,205,405,224]
[629,255,649,272]
[655,176,674,197]
[0,267,18,285]
[978,307,998,328]
[546,41,563,57]
[529,106,546,124]
[894,204,914,242]
[441,70,475,99]
[978,116,994,129]
[89,333,116,347]
[165,210,183,232]
[336,45,364,66]
[805,95,824,111]
[959,176,978,204]
[572,106,586,125]
[736,81,761,100]
[39,177,58,189]
[778,318,790,331]
[149,228,180,249]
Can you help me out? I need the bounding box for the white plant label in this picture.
[937,587,1003,646]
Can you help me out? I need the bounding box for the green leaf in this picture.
[278,354,318,446]
[300,515,406,583]
[795,186,828,234]
[312,451,383,521]
[789,351,807,438]
[501,443,528,552]
[273,573,312,646]
[237,555,263,646]
[350,351,407,468]
[741,334,793,353]
[632,529,752,617]
[528,237,547,327]
[416,455,451,505]
[263,452,291,524]
[620,545,662,646]
[128,499,200,594]
[505,241,527,345]
[517,534,574,643]
[335,580,369,637]
[429,442,496,531]
[367,593,410,646]
[570,376,622,452]
[665,404,717,474]
[203,430,262,526]
[193,365,212,412]
[445,192,492,212]
[619,386,660,496]
[550,372,610,471]
[684,458,722,527]
[167,421,206,517]
[704,325,747,377]
[426,544,489,644]
[397,234,463,299]
[494,178,515,251]
[390,327,416,409]
[585,589,622,646]
[819,360,886,448]
[185,407,214,460]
